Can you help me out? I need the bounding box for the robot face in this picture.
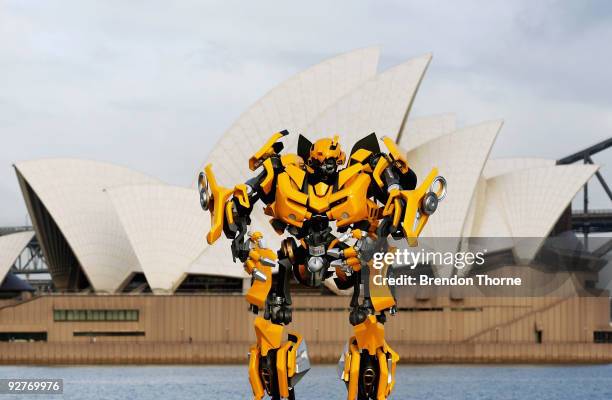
[307,136,346,180]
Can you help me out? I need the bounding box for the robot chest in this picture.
[271,172,374,228]
[307,182,333,213]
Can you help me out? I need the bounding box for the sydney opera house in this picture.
[1,47,612,364]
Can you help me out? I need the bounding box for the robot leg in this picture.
[249,317,311,400]
[339,315,399,400]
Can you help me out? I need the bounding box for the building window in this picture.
[535,330,543,344]
[594,331,612,343]
[175,274,243,293]
[53,309,139,322]
[53,310,65,321]
[73,331,145,337]
[0,332,47,342]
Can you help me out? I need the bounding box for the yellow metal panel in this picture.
[248,345,265,399]
[285,163,306,188]
[382,136,409,173]
[254,317,284,357]
[337,163,364,188]
[278,173,307,204]
[400,167,439,246]
[314,182,329,196]
[341,345,352,381]
[204,164,232,244]
[233,184,250,208]
[308,184,331,213]
[225,201,234,226]
[286,332,302,377]
[385,344,399,395]
[260,158,275,195]
[281,153,304,168]
[371,157,389,188]
[370,262,396,312]
[309,136,345,164]
[328,173,371,227]
[249,131,286,171]
[245,246,275,308]
[376,348,389,400]
[347,340,361,400]
[274,173,309,227]
[350,148,372,164]
[276,341,292,397]
[354,316,386,356]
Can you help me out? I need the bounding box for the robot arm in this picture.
[198,134,308,400]
[198,132,289,310]
[374,136,447,246]
[198,165,255,260]
[328,135,447,282]
[199,131,287,259]
[199,164,282,311]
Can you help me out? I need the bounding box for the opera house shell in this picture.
[0,230,35,292]
[11,47,599,294]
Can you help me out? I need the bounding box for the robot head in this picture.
[305,136,346,180]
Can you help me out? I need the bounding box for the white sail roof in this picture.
[483,158,556,179]
[407,121,502,240]
[201,47,381,188]
[294,53,432,152]
[485,164,598,261]
[0,231,35,282]
[14,159,159,292]
[398,113,456,151]
[467,158,559,256]
[404,120,501,276]
[107,184,245,293]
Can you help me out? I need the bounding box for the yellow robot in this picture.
[198,130,446,400]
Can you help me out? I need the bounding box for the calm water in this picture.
[1,364,612,399]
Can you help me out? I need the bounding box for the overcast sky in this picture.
[1,0,611,226]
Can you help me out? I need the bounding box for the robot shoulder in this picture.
[248,130,289,171]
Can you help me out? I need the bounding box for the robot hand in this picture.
[382,170,447,246]
[243,232,277,309]
[328,229,379,273]
[243,231,277,282]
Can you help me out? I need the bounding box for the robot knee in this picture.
[349,306,368,326]
[270,306,292,325]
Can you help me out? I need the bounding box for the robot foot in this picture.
[249,318,310,400]
[338,317,399,400]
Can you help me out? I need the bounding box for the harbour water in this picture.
[1,364,611,399]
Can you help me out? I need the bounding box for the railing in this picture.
[0,226,33,236]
